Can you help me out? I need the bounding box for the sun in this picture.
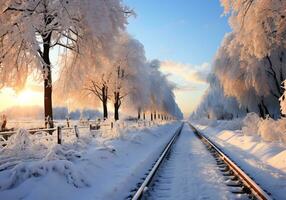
[16,89,42,106]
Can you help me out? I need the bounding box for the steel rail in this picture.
[131,122,184,200]
[188,123,273,200]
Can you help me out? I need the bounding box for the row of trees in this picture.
[0,0,183,127]
[192,0,286,119]
[54,34,183,121]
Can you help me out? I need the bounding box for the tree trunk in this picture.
[114,91,120,121]
[137,110,141,120]
[143,112,146,120]
[151,113,153,121]
[266,55,282,96]
[258,104,265,119]
[114,103,119,121]
[42,32,54,128]
[1,115,7,131]
[261,99,270,117]
[102,85,108,119]
[44,77,53,128]
[103,101,108,119]
[154,111,156,120]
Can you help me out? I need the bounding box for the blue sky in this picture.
[125,0,231,64]
[124,0,231,116]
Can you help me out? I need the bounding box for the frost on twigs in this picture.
[0,129,46,158]
[0,160,90,190]
[4,129,32,151]
[0,130,89,190]
[44,144,82,162]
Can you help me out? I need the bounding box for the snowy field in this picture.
[0,121,181,200]
[191,114,286,199]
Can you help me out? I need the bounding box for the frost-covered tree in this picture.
[108,63,129,121]
[0,0,131,127]
[220,0,286,117]
[191,73,244,120]
[221,0,286,59]
[146,59,183,120]
[55,33,183,121]
[193,1,286,119]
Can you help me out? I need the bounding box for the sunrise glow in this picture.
[0,87,42,111]
[16,89,42,106]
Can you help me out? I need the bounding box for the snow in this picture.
[0,121,181,200]
[146,124,237,200]
[241,113,286,143]
[192,115,286,199]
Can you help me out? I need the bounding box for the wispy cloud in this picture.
[159,60,211,86]
[175,84,199,92]
[158,60,211,116]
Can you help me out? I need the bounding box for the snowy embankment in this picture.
[191,113,286,199]
[0,122,181,200]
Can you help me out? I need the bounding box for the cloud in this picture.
[159,60,211,85]
[174,84,199,92]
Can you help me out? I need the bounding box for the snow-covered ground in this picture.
[191,114,286,199]
[0,121,181,200]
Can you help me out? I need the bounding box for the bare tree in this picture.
[112,65,128,121]
[85,73,111,120]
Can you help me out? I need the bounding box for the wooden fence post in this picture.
[57,126,62,144]
[74,125,79,138]
[66,118,70,127]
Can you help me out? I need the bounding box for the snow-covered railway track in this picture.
[127,122,184,200]
[188,123,273,200]
[129,123,273,200]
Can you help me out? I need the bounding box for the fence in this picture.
[0,119,168,147]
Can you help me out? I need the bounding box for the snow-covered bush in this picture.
[0,159,89,190]
[242,113,286,144]
[242,113,262,136]
[262,120,286,143]
[5,129,32,151]
[0,129,49,158]
[0,129,90,190]
[197,113,286,144]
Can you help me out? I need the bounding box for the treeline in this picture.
[0,106,101,120]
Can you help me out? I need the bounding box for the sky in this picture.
[0,0,230,118]
[124,0,231,117]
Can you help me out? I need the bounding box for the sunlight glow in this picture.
[0,88,43,111]
[16,90,42,106]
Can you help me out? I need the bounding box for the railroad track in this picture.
[128,122,273,200]
[127,122,184,200]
